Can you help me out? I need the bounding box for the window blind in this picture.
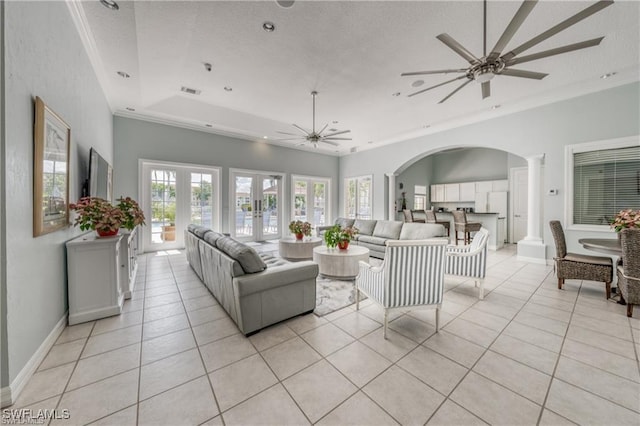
[573,145,640,225]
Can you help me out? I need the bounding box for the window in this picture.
[345,175,372,219]
[414,185,427,210]
[566,137,640,229]
[292,176,331,230]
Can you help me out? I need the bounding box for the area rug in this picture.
[251,240,379,317]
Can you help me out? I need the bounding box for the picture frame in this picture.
[33,96,71,237]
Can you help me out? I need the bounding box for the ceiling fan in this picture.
[402,0,613,103]
[277,91,351,148]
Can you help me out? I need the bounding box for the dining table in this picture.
[578,238,622,256]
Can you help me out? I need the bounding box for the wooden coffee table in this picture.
[279,237,322,260]
[312,245,370,279]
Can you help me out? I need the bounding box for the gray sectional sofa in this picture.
[318,218,446,259]
[185,225,318,335]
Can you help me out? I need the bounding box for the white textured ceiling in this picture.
[73,0,640,155]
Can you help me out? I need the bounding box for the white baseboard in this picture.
[516,254,549,265]
[0,313,67,408]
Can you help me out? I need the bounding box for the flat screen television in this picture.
[87,148,112,201]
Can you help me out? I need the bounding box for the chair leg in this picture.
[455,231,459,245]
[383,309,389,339]
[627,304,634,318]
[558,278,564,290]
[478,280,484,300]
[355,288,360,310]
[605,282,611,299]
[435,307,440,333]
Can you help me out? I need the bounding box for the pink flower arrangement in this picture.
[70,196,145,233]
[289,220,312,236]
[610,209,640,233]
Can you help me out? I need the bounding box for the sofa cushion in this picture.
[216,237,267,273]
[354,219,376,236]
[358,235,389,246]
[260,253,289,268]
[372,220,403,239]
[203,231,225,246]
[190,224,211,238]
[399,223,445,240]
[336,218,355,229]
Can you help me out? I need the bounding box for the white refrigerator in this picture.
[475,191,508,242]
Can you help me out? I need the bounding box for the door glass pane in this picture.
[313,182,326,227]
[358,177,372,219]
[190,173,213,228]
[150,169,176,244]
[235,176,253,238]
[294,180,307,221]
[262,178,279,237]
[346,179,356,219]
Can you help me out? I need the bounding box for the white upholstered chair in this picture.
[445,227,489,300]
[355,239,448,338]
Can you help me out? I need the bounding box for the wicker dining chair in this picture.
[425,210,450,237]
[549,220,613,298]
[452,210,481,245]
[402,209,413,222]
[618,228,640,317]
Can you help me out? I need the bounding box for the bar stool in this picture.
[425,210,450,237]
[452,210,481,245]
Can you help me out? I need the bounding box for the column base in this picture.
[517,240,547,264]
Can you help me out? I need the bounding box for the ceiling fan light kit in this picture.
[402,0,614,103]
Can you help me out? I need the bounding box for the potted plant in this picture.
[610,209,640,239]
[162,204,176,241]
[324,224,358,250]
[70,196,145,237]
[289,220,312,240]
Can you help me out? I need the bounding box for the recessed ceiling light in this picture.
[329,128,338,132]
[116,71,130,78]
[368,140,374,144]
[332,120,339,124]
[263,22,276,32]
[411,80,424,87]
[600,72,617,79]
[276,0,295,8]
[205,124,213,128]
[125,107,135,112]
[263,136,268,139]
[423,124,430,128]
[99,0,119,11]
[491,105,501,110]
[224,86,233,92]
[392,92,401,97]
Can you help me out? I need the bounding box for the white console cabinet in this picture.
[66,233,124,325]
[119,226,139,299]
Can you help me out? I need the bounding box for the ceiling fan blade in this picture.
[408,75,467,97]
[292,124,311,136]
[501,0,613,61]
[436,33,481,65]
[481,81,491,99]
[318,123,328,134]
[401,69,467,77]
[499,68,548,79]
[506,37,604,66]
[438,80,472,104]
[322,130,351,137]
[323,137,351,141]
[276,131,300,136]
[487,0,538,62]
[278,138,306,142]
[320,140,340,147]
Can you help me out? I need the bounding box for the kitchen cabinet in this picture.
[444,184,460,202]
[430,184,444,202]
[492,180,509,192]
[459,182,475,201]
[66,233,124,325]
[476,181,493,193]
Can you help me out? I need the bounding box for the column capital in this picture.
[385,172,397,177]
[526,153,545,163]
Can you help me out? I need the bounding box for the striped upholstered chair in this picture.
[445,228,490,300]
[355,239,448,338]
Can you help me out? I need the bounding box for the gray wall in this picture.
[113,117,340,235]
[432,148,509,183]
[3,1,113,385]
[396,156,433,213]
[339,83,640,256]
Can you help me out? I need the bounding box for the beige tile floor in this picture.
[9,245,640,425]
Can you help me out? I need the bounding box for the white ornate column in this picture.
[517,154,547,263]
[386,173,396,221]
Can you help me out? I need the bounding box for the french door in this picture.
[141,161,220,251]
[231,170,283,241]
[292,176,330,232]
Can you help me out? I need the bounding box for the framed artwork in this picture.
[33,96,71,237]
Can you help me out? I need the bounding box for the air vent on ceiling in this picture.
[350,147,358,153]
[181,86,201,95]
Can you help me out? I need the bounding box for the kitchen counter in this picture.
[431,211,505,250]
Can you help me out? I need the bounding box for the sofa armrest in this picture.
[234,261,319,297]
[316,225,333,237]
